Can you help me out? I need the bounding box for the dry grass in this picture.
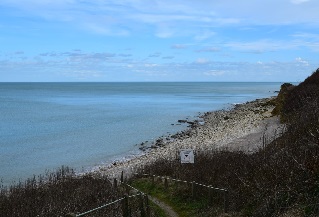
[133,68,319,216]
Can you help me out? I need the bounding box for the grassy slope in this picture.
[132,68,319,216]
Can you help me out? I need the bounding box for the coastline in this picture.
[93,96,283,179]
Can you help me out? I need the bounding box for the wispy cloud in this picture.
[162,56,174,59]
[204,70,225,76]
[1,0,319,82]
[1,51,318,82]
[171,44,187,49]
[290,0,311,5]
[295,57,309,66]
[148,52,161,58]
[196,47,220,53]
[195,58,210,64]
[2,0,319,37]
[224,39,300,53]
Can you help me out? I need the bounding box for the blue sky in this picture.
[0,0,318,82]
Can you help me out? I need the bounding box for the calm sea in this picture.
[0,82,281,185]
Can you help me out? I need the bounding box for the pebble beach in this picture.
[94,96,284,179]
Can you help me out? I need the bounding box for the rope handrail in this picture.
[134,173,228,192]
[69,171,229,216]
[125,183,146,195]
[75,197,125,217]
[75,193,142,217]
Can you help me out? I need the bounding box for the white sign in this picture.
[180,149,194,164]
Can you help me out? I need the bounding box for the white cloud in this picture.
[155,24,175,38]
[291,0,310,4]
[204,70,225,76]
[82,23,130,36]
[195,58,210,64]
[2,51,318,82]
[171,44,187,49]
[61,69,103,80]
[0,0,75,7]
[148,52,161,58]
[1,0,319,82]
[144,63,158,68]
[2,0,319,38]
[225,39,299,53]
[292,32,319,52]
[162,56,174,59]
[295,57,309,66]
[196,47,220,53]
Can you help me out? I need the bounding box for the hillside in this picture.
[132,68,319,216]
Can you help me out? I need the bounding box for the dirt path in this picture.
[223,116,284,152]
[148,195,179,217]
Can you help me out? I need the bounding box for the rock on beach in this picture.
[96,97,283,179]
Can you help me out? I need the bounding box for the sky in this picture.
[0,0,319,82]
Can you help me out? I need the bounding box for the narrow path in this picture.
[148,195,179,217]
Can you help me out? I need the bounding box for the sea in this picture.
[0,82,282,185]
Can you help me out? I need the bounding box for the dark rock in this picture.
[178,120,188,123]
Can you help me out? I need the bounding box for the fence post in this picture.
[224,190,229,213]
[112,196,116,216]
[122,195,129,217]
[151,175,155,186]
[139,193,146,217]
[113,178,117,189]
[144,194,150,217]
[164,177,168,190]
[126,184,130,195]
[121,171,124,183]
[191,181,195,199]
[208,186,212,205]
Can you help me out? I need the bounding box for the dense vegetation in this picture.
[0,167,123,216]
[134,68,319,216]
[0,68,318,216]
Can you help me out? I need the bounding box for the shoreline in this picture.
[92,96,283,179]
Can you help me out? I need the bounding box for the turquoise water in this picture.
[0,82,281,184]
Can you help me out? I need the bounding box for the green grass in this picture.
[131,178,222,217]
[148,200,168,217]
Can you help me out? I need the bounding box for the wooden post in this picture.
[224,190,229,213]
[139,194,146,217]
[121,171,124,183]
[151,175,155,186]
[126,184,130,195]
[208,186,212,205]
[112,196,116,216]
[176,149,179,160]
[174,178,178,191]
[122,195,129,217]
[191,181,195,199]
[164,177,168,190]
[113,178,117,189]
[145,194,150,217]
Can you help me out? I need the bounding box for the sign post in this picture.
[180,149,194,164]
